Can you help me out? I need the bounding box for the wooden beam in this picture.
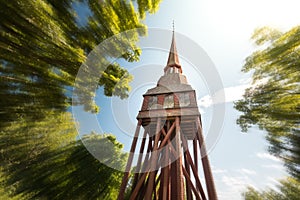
[130,171,149,200]
[145,118,162,200]
[193,138,199,171]
[140,136,153,174]
[182,166,201,200]
[196,117,218,200]
[118,120,141,200]
[132,129,147,190]
[181,133,207,200]
[174,117,184,199]
[158,121,176,149]
[164,145,170,200]
[182,138,193,200]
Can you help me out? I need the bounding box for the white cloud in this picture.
[221,174,255,192]
[198,84,249,108]
[223,85,250,103]
[211,165,228,174]
[213,169,228,174]
[198,94,213,108]
[239,77,252,85]
[238,168,257,175]
[209,166,255,199]
[222,175,248,187]
[198,76,273,108]
[265,177,281,192]
[262,164,284,170]
[256,152,282,162]
[214,169,255,199]
[197,104,207,114]
[266,177,281,185]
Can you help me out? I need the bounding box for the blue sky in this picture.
[73,0,300,199]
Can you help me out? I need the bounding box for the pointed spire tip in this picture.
[172,20,175,33]
[164,21,182,74]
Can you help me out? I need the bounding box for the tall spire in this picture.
[164,21,182,73]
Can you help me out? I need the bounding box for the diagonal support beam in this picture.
[196,117,218,200]
[118,120,142,200]
[182,166,201,200]
[181,132,207,200]
[132,129,148,189]
[159,121,176,149]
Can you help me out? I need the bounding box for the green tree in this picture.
[136,0,162,19]
[1,120,126,199]
[0,168,22,200]
[0,0,161,124]
[0,0,163,198]
[243,177,300,200]
[0,111,77,199]
[54,133,127,199]
[234,26,300,180]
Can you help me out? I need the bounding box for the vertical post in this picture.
[118,120,142,200]
[196,117,218,200]
[181,134,193,200]
[193,122,199,171]
[132,129,147,190]
[158,128,170,200]
[164,145,170,200]
[141,136,153,173]
[183,152,193,200]
[145,118,162,200]
[172,117,184,199]
[193,138,198,171]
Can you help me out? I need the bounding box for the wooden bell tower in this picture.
[118,30,218,200]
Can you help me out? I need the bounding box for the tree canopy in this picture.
[234,26,300,180]
[1,121,126,199]
[0,0,162,198]
[243,177,300,200]
[0,0,162,123]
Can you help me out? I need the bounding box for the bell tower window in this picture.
[179,93,190,107]
[163,94,174,108]
[148,96,158,110]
